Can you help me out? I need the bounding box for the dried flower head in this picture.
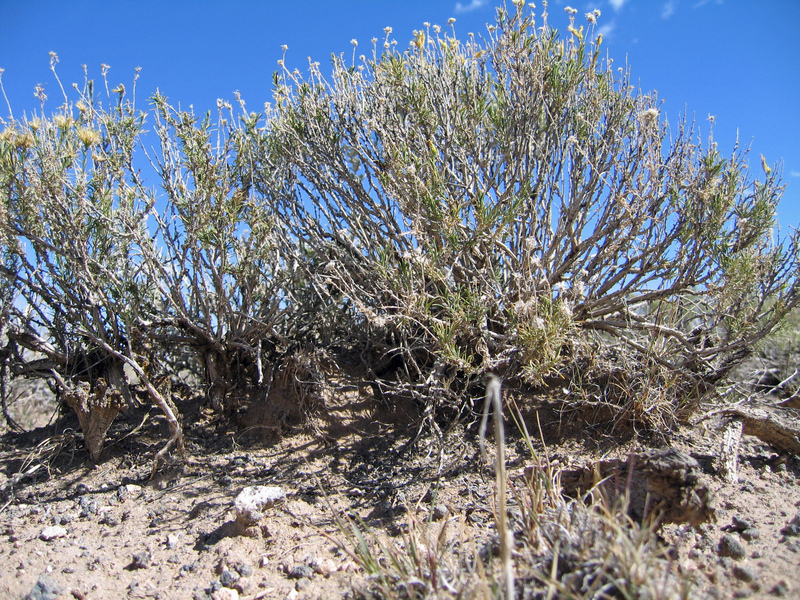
[638,107,660,128]
[53,114,71,130]
[0,126,17,144]
[77,127,101,147]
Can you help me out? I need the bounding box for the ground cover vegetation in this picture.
[1,2,798,598]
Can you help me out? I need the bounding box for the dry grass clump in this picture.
[332,380,689,600]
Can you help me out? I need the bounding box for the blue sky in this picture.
[1,0,798,229]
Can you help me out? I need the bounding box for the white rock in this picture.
[40,526,67,541]
[234,486,286,526]
[212,588,239,600]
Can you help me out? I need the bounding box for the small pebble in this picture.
[316,559,337,577]
[732,516,754,531]
[131,550,151,569]
[731,564,759,583]
[39,526,67,541]
[211,588,239,600]
[25,574,62,600]
[101,512,120,527]
[220,570,240,588]
[233,577,250,593]
[181,561,199,573]
[740,528,760,541]
[432,504,449,521]
[718,534,746,560]
[288,565,313,580]
[781,513,800,537]
[769,580,789,596]
[781,524,800,537]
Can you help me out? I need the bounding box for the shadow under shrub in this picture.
[269,2,800,430]
[0,64,184,463]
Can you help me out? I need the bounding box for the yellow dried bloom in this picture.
[77,127,101,147]
[15,132,34,149]
[0,127,17,144]
[761,154,772,176]
[568,25,584,40]
[53,114,72,130]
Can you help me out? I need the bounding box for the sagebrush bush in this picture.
[0,61,185,462]
[269,2,799,428]
[144,92,308,415]
[1,2,798,462]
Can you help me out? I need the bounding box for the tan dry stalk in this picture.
[479,375,514,600]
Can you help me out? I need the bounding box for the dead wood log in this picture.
[560,447,714,526]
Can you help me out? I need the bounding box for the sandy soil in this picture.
[1,385,799,600]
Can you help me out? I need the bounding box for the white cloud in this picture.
[609,0,628,11]
[661,1,676,18]
[693,0,723,7]
[454,0,488,14]
[597,21,616,40]
[791,170,800,178]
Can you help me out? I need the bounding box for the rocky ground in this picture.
[0,383,799,600]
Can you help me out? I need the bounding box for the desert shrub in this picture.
[269,2,800,428]
[0,60,184,460]
[0,60,318,461]
[1,2,798,464]
[144,93,312,417]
